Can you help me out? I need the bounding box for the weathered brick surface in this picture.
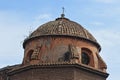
[8,65,107,80]
[9,67,74,80]
[74,68,106,80]
[23,37,98,66]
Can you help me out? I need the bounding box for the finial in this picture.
[62,7,64,14]
[61,7,65,18]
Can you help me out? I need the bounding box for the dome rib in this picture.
[23,17,101,51]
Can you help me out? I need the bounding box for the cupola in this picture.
[22,14,107,72]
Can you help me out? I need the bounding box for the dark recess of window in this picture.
[64,52,70,62]
[81,52,90,65]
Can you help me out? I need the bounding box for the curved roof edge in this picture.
[23,35,101,52]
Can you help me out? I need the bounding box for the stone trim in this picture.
[7,63,108,78]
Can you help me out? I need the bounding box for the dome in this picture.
[23,17,101,51]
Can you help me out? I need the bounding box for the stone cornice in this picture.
[7,62,108,78]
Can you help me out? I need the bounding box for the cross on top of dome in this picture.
[61,7,65,18]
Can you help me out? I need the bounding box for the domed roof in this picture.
[23,16,101,51]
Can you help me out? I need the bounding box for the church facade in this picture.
[0,13,109,80]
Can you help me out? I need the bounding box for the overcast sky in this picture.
[0,0,120,80]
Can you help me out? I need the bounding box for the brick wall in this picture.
[9,67,74,80]
[74,68,106,80]
[8,65,108,80]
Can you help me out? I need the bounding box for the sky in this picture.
[0,0,120,80]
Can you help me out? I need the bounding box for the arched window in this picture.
[27,50,34,61]
[81,52,90,65]
[81,48,94,67]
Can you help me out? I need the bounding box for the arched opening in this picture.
[27,50,34,61]
[81,48,94,67]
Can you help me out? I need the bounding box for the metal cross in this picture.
[61,7,65,18]
[62,7,65,14]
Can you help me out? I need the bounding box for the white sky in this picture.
[0,0,120,80]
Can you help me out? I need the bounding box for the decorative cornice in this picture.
[7,62,108,78]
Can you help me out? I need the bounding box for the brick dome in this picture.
[23,17,101,51]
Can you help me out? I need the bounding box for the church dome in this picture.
[23,17,101,51]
